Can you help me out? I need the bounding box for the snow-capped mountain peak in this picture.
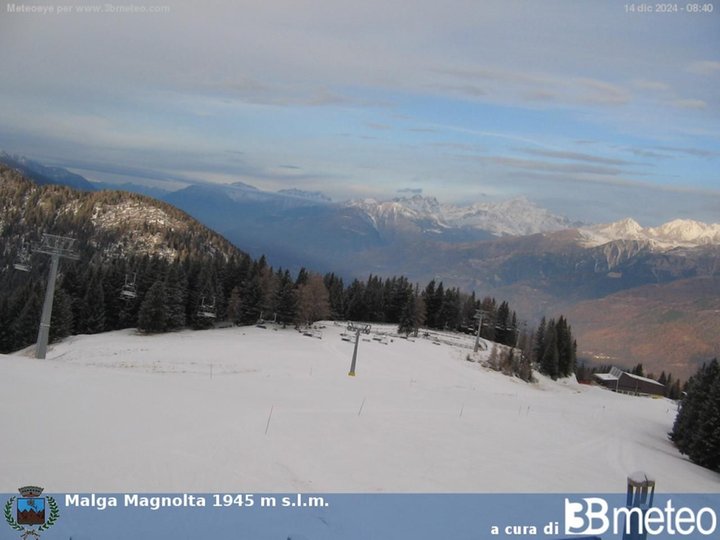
[347,195,446,226]
[391,194,443,216]
[441,196,578,236]
[580,218,720,249]
[647,219,720,244]
[587,218,644,241]
[346,195,577,237]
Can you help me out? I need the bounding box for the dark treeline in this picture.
[671,358,720,472]
[0,244,532,356]
[532,316,577,380]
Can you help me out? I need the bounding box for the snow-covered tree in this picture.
[138,281,168,333]
[671,358,720,472]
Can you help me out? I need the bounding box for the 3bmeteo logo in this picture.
[564,498,718,536]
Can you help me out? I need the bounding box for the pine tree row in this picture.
[0,249,529,355]
[670,358,720,472]
[532,316,577,380]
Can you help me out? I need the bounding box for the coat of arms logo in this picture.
[4,486,59,539]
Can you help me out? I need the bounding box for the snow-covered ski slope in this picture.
[1,323,718,493]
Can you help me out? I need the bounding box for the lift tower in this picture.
[34,234,80,359]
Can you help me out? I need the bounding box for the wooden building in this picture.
[594,366,665,397]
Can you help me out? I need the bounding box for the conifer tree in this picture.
[460,291,478,330]
[671,359,720,472]
[238,271,264,324]
[165,264,188,330]
[439,286,461,330]
[138,280,169,333]
[398,285,425,336]
[345,279,367,321]
[422,280,438,328]
[364,275,385,321]
[488,343,499,369]
[10,283,43,350]
[226,285,242,324]
[50,287,74,343]
[323,272,345,320]
[295,266,309,286]
[556,316,576,377]
[387,276,411,323]
[690,372,720,471]
[495,301,511,344]
[479,296,497,341]
[517,350,533,382]
[0,295,11,352]
[533,316,546,364]
[540,319,559,379]
[81,271,106,334]
[101,263,126,331]
[668,378,682,400]
[275,270,297,326]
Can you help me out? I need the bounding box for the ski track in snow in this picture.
[1,323,718,493]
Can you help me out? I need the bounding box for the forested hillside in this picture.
[0,164,249,351]
[1,165,576,385]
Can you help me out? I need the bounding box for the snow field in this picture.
[1,323,718,493]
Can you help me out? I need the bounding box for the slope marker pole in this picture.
[265,405,274,435]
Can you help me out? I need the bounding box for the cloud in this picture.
[654,146,720,158]
[631,79,670,92]
[432,67,631,108]
[517,148,634,166]
[493,166,719,196]
[0,0,717,225]
[367,123,393,131]
[670,98,707,110]
[687,61,720,75]
[406,127,440,134]
[397,188,423,195]
[624,148,669,160]
[198,79,386,109]
[476,155,624,177]
[572,78,631,106]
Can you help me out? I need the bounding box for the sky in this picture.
[0,0,718,225]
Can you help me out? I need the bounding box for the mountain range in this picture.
[0,162,243,265]
[1,153,718,379]
[160,181,720,380]
[0,152,96,192]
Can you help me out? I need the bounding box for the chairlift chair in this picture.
[13,243,32,272]
[197,295,217,319]
[120,273,138,299]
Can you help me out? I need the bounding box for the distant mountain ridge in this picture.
[347,194,579,238]
[0,151,97,192]
[0,163,243,264]
[580,217,720,249]
[163,183,582,269]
